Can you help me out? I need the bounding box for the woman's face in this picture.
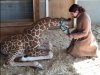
[70,10,79,18]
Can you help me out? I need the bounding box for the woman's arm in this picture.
[69,16,91,39]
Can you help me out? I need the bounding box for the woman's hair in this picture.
[69,4,85,13]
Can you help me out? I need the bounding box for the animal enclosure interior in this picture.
[0,0,100,75]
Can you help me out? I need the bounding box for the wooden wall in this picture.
[49,0,74,18]
[0,22,33,41]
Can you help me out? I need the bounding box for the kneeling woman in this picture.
[67,4,99,57]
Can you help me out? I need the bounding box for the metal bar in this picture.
[46,0,49,17]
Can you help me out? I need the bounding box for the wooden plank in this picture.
[0,22,33,28]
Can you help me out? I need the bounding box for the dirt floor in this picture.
[0,24,100,75]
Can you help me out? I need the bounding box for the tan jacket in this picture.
[68,12,98,57]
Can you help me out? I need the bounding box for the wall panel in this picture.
[49,0,74,18]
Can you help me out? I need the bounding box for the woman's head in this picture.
[69,4,85,18]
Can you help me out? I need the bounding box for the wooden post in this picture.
[33,0,40,22]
